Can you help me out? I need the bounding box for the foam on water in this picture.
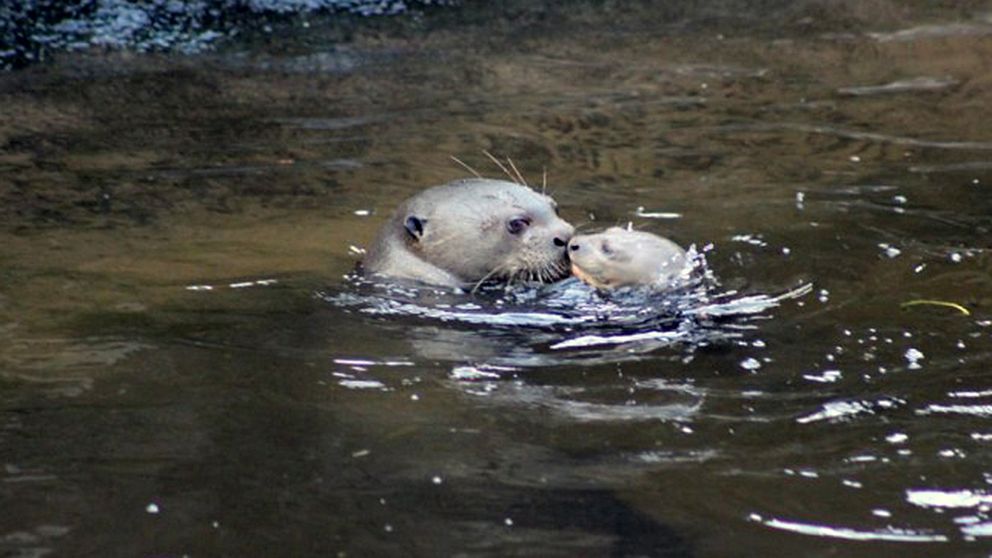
[322,246,812,366]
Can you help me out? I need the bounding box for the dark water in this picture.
[0,0,453,70]
[3,1,992,556]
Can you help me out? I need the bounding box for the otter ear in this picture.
[404,216,426,241]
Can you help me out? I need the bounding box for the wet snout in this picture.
[567,235,588,259]
[552,220,575,251]
[566,236,609,288]
[565,234,601,272]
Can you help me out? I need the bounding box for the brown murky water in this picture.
[2,2,992,556]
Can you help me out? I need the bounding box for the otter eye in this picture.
[600,241,613,255]
[507,217,530,235]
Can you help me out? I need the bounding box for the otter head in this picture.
[400,179,574,286]
[567,227,688,289]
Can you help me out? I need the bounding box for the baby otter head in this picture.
[567,227,688,290]
[365,178,574,287]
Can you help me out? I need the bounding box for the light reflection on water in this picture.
[2,2,992,556]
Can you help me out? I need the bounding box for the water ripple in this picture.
[714,122,992,151]
[751,514,949,543]
[323,248,811,365]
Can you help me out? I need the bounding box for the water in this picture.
[0,0,453,70]
[2,1,992,556]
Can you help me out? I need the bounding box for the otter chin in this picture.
[363,178,575,289]
[567,227,689,290]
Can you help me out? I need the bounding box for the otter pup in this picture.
[567,227,688,290]
[364,178,575,288]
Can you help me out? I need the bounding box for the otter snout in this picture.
[552,222,575,250]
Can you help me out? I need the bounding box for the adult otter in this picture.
[568,227,689,290]
[364,178,575,288]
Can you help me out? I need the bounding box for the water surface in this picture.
[2,2,992,556]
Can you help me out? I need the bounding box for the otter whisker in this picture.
[506,157,528,187]
[542,167,547,195]
[450,155,482,178]
[366,177,575,290]
[482,150,518,184]
[471,264,506,294]
[502,272,519,292]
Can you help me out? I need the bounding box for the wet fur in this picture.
[364,178,574,288]
[568,227,688,289]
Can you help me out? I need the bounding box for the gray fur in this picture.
[568,227,688,289]
[364,178,574,288]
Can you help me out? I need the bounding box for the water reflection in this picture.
[2,1,992,556]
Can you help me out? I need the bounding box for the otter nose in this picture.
[553,222,575,249]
